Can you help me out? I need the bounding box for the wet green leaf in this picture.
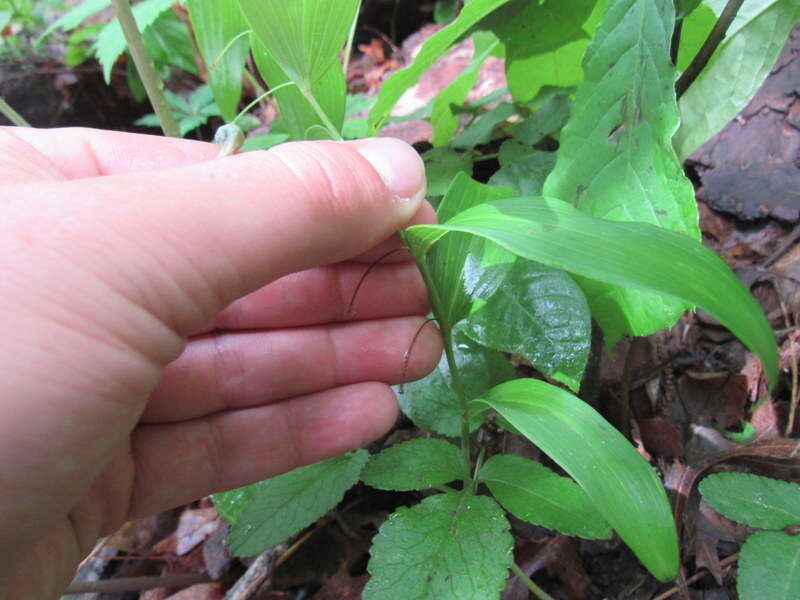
[361,438,468,491]
[699,473,800,530]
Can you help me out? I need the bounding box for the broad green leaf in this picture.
[250,36,346,140]
[360,438,468,491]
[431,31,500,147]
[675,0,702,19]
[738,531,800,600]
[399,328,513,437]
[94,0,176,82]
[487,140,556,196]
[464,258,591,391]
[482,378,679,580]
[514,94,571,145]
[543,0,701,347]
[212,483,260,525]
[479,454,611,538]
[422,147,476,197]
[369,0,514,130]
[403,197,777,388]
[699,473,800,530]
[435,0,458,23]
[675,4,716,71]
[38,0,110,43]
[188,0,250,122]
[229,451,368,556]
[237,0,359,87]
[364,492,513,600]
[241,132,290,151]
[452,102,516,150]
[675,0,800,160]
[143,10,198,76]
[424,174,517,330]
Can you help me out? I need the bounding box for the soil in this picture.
[9,7,799,600]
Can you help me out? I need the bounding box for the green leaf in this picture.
[399,327,513,437]
[422,147,476,197]
[188,0,250,121]
[464,258,591,391]
[212,483,260,525]
[435,0,458,23]
[675,0,702,19]
[487,140,556,196]
[675,3,716,71]
[452,102,516,150]
[738,531,800,600]
[360,438,469,491]
[94,0,176,83]
[143,10,198,76]
[481,378,678,580]
[364,492,513,600]
[37,0,110,43]
[237,0,359,87]
[479,454,612,538]
[699,473,800,530]
[240,132,290,151]
[229,450,368,556]
[514,93,571,145]
[368,0,515,130]
[250,36,346,140]
[674,0,800,160]
[403,197,778,386]
[431,31,500,147]
[543,0,701,347]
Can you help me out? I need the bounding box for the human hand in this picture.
[0,127,441,598]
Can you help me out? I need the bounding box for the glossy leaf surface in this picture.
[188,0,249,121]
[699,472,800,530]
[543,0,700,346]
[369,0,514,129]
[361,438,468,491]
[675,0,800,160]
[482,378,678,580]
[479,454,611,538]
[464,258,591,391]
[364,492,513,599]
[212,484,259,525]
[229,451,367,556]
[404,197,778,385]
[738,531,800,600]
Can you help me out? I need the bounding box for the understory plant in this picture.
[55,0,797,597]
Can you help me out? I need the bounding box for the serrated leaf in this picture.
[143,10,198,76]
[699,472,800,530]
[452,102,516,150]
[464,258,591,391]
[543,0,700,346]
[515,94,571,145]
[229,450,368,556]
[422,147,476,197]
[403,197,778,386]
[738,531,800,600]
[94,0,176,83]
[487,140,556,196]
[675,0,800,160]
[212,483,260,524]
[364,492,513,600]
[368,0,515,130]
[188,0,249,121]
[361,438,468,491]
[431,31,500,147]
[399,327,513,437]
[479,454,611,538]
[38,0,110,43]
[481,378,679,580]
[237,0,358,88]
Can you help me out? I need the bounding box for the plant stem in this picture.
[111,0,180,137]
[233,81,297,125]
[210,29,252,70]
[0,96,31,127]
[675,0,744,99]
[510,562,557,600]
[442,327,472,466]
[670,18,682,66]
[297,82,342,141]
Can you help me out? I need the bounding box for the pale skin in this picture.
[0,127,442,598]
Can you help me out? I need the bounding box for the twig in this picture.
[652,553,739,600]
[670,19,683,66]
[223,543,287,600]
[763,223,800,268]
[111,0,180,137]
[0,96,31,127]
[63,572,211,595]
[510,561,557,600]
[676,0,744,98]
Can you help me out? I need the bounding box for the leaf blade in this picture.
[699,472,800,530]
[361,438,469,491]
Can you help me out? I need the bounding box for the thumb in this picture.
[9,137,426,340]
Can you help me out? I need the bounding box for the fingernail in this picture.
[354,138,426,216]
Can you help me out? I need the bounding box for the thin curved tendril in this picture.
[346,247,409,314]
[399,317,438,394]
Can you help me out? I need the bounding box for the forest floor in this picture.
[6,8,799,600]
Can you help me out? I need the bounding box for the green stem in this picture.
[510,562,557,600]
[209,30,252,71]
[675,0,744,98]
[233,81,297,125]
[297,81,342,141]
[473,152,499,163]
[0,96,31,127]
[111,0,180,137]
[342,1,361,79]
